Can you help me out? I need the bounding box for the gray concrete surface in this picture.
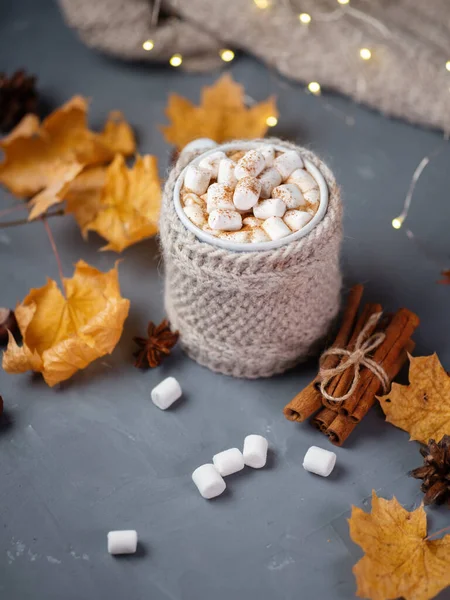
[0,1,449,598]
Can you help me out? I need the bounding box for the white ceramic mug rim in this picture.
[173,141,329,252]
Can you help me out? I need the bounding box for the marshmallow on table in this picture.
[274,150,304,179]
[283,209,312,231]
[233,177,261,211]
[199,151,227,178]
[183,204,206,227]
[151,377,182,410]
[206,183,234,213]
[209,209,242,231]
[262,216,292,241]
[287,169,317,192]
[250,227,270,243]
[260,144,275,167]
[108,530,138,555]
[243,434,268,468]
[258,167,282,199]
[184,165,211,196]
[253,198,286,220]
[213,448,245,476]
[303,446,336,477]
[272,183,305,209]
[235,150,266,180]
[192,464,226,499]
[217,158,238,189]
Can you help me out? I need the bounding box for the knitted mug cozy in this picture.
[159,138,343,378]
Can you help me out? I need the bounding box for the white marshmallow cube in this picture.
[303,446,336,477]
[107,530,138,555]
[283,209,313,231]
[250,227,270,243]
[258,167,282,199]
[261,216,292,241]
[218,229,252,243]
[303,188,320,204]
[183,192,203,207]
[235,150,266,180]
[274,150,304,179]
[207,183,234,213]
[253,198,286,220]
[184,165,211,196]
[260,144,275,167]
[213,448,245,476]
[243,434,268,468]
[242,216,263,228]
[192,464,226,499]
[233,177,261,211]
[183,204,206,227]
[217,158,238,189]
[272,183,305,209]
[199,151,227,178]
[151,377,182,410]
[208,209,242,231]
[287,169,317,192]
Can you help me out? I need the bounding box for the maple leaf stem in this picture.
[0,203,29,219]
[42,216,66,296]
[0,208,65,229]
[425,525,450,541]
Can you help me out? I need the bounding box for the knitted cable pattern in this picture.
[159,138,343,378]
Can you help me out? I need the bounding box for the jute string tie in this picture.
[319,312,390,403]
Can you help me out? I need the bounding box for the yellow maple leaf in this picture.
[2,260,130,387]
[378,354,450,444]
[349,491,450,600]
[160,73,278,150]
[0,96,135,200]
[65,154,161,252]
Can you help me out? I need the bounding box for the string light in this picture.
[308,81,321,95]
[266,115,278,127]
[446,61,450,72]
[359,48,372,60]
[169,54,183,67]
[220,49,235,62]
[337,0,350,4]
[142,40,154,51]
[254,0,270,8]
[392,217,404,230]
[298,13,311,24]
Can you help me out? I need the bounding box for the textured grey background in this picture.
[1,1,449,599]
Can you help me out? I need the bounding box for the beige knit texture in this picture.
[159,138,343,378]
[58,0,450,132]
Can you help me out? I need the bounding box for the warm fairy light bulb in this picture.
[169,54,183,67]
[308,81,321,95]
[266,115,278,127]
[446,61,450,72]
[392,217,404,230]
[359,48,372,60]
[142,39,154,51]
[254,0,270,8]
[220,49,235,62]
[298,13,311,24]
[337,0,350,4]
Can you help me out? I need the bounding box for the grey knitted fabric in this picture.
[159,138,343,378]
[59,0,450,132]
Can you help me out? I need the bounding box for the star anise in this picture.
[0,69,38,132]
[133,319,179,368]
[410,435,450,506]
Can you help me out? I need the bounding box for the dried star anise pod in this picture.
[0,308,17,346]
[410,435,450,507]
[0,69,38,132]
[133,319,179,368]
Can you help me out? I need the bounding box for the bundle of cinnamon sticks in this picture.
[283,285,419,446]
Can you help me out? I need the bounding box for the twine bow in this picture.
[319,312,390,403]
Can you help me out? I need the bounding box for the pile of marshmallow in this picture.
[181,144,320,244]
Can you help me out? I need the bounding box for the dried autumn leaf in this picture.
[0,96,135,198]
[160,73,278,150]
[349,491,450,600]
[64,166,106,233]
[378,354,450,444]
[2,260,130,387]
[28,161,84,220]
[66,154,161,252]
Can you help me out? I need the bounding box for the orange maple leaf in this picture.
[349,491,450,600]
[2,261,130,387]
[160,73,278,150]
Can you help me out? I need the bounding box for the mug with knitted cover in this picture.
[159,138,343,378]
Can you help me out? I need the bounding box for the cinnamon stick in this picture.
[339,309,419,418]
[326,413,358,447]
[312,407,337,432]
[321,302,383,410]
[283,284,364,422]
